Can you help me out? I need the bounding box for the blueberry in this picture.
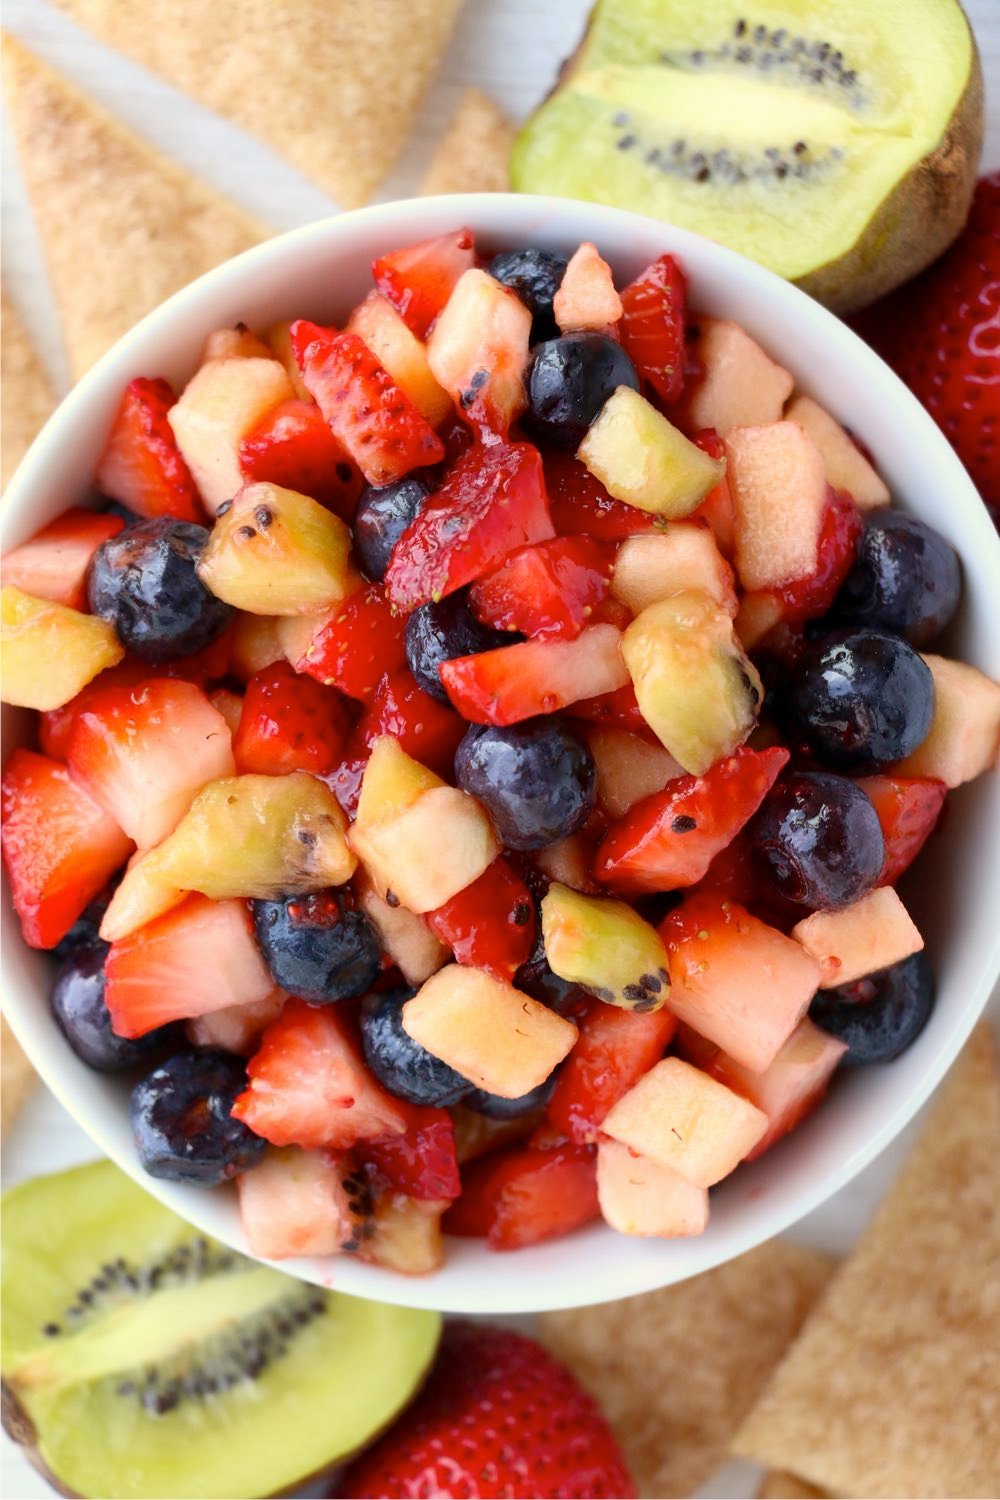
[360,989,469,1107]
[787,629,935,770]
[455,720,597,851]
[129,1049,265,1184]
[52,945,180,1071]
[88,517,233,662]
[51,891,113,963]
[405,593,509,702]
[353,475,431,581]
[831,512,961,647]
[463,1072,558,1120]
[252,891,381,1004]
[810,953,935,1063]
[747,771,884,910]
[489,247,568,340]
[527,333,640,448]
[516,919,587,1014]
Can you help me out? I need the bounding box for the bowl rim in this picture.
[3,192,999,1314]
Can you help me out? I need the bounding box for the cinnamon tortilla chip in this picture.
[2,36,267,379]
[421,88,515,196]
[734,1022,1000,1499]
[51,0,463,208]
[1,1016,36,1136]
[757,1471,831,1498]
[539,1240,836,1498]
[1,292,54,488]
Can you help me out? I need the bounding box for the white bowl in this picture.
[3,195,999,1315]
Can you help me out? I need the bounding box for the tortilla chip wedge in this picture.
[2,35,267,379]
[1,292,54,488]
[757,1472,830,1499]
[50,0,463,208]
[734,1022,1000,1499]
[421,88,515,196]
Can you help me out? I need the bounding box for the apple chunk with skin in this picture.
[578,387,724,516]
[596,1139,709,1238]
[168,356,294,514]
[402,965,578,1098]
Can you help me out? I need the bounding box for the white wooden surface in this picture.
[1,3,998,1496]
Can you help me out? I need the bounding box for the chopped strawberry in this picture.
[1,508,124,611]
[1,749,133,949]
[372,227,476,339]
[619,252,687,404]
[290,585,407,701]
[571,680,656,740]
[157,623,234,685]
[238,398,363,518]
[293,327,445,487]
[595,746,789,894]
[357,669,466,777]
[699,832,803,934]
[232,660,353,777]
[441,624,626,727]
[543,450,659,541]
[233,999,408,1150]
[689,429,737,557]
[95,377,202,522]
[547,1002,676,1144]
[67,677,237,849]
[105,895,274,1037]
[426,857,536,980]
[385,441,555,611]
[856,774,947,886]
[445,1141,599,1250]
[469,537,614,641]
[362,1105,461,1201]
[767,488,863,622]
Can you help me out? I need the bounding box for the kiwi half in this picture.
[511,0,982,312]
[1,1161,440,1499]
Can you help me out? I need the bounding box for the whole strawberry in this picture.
[337,1322,635,1499]
[851,173,1000,524]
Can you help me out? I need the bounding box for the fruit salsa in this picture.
[3,229,1000,1273]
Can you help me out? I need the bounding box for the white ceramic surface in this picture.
[2,194,999,1315]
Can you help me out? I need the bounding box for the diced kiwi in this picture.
[1,586,124,712]
[511,0,982,312]
[541,882,670,1012]
[578,387,724,516]
[0,1160,439,1500]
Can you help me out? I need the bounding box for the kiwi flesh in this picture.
[1,1161,440,1500]
[511,0,982,313]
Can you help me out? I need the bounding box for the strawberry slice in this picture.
[357,669,466,777]
[233,999,408,1150]
[440,624,628,727]
[543,451,658,541]
[767,488,863,623]
[372,228,476,339]
[232,660,353,778]
[444,1141,599,1249]
[95,377,203,522]
[595,746,790,894]
[104,894,274,1037]
[290,584,407,702]
[689,429,736,557]
[1,508,124,611]
[469,536,614,641]
[547,1002,677,1145]
[238,398,363,519]
[619,252,688,404]
[361,1105,461,1201]
[426,857,536,980]
[68,677,237,850]
[856,773,947,886]
[571,681,657,741]
[293,326,445,487]
[1,749,133,949]
[385,440,555,611]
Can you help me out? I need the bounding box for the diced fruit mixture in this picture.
[3,228,997,1268]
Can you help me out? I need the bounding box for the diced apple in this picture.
[186,990,286,1055]
[584,725,683,818]
[894,654,1000,787]
[596,1139,709,1237]
[402,965,578,1098]
[578,387,724,517]
[622,594,762,775]
[791,887,923,989]
[347,291,452,427]
[354,868,450,985]
[237,1147,358,1259]
[441,624,628,726]
[168,356,294,513]
[534,834,600,894]
[602,1056,768,1186]
[687,319,794,434]
[363,1194,448,1274]
[554,242,623,332]
[612,525,737,616]
[735,591,786,651]
[1,586,124,711]
[427,268,532,433]
[351,784,498,914]
[785,395,889,510]
[267,321,313,401]
[355,736,441,823]
[230,612,286,681]
[199,325,274,364]
[197,481,353,615]
[724,421,827,590]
